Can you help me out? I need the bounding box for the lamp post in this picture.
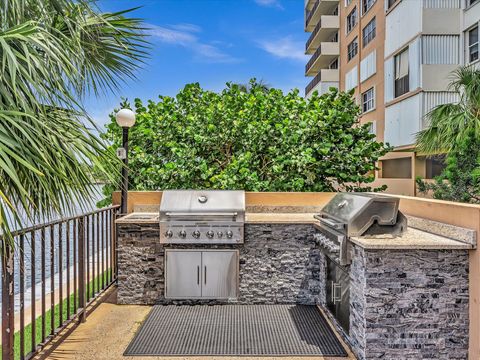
[115,108,136,214]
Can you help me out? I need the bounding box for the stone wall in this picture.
[117,223,326,306]
[349,245,469,360]
[117,222,469,359]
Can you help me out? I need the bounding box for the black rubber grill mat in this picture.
[124,305,348,357]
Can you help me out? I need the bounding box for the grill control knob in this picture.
[206,230,215,239]
[165,230,173,238]
[226,230,233,238]
[179,230,187,238]
[192,230,201,239]
[217,231,223,238]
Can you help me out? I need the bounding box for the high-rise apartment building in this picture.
[305,0,480,196]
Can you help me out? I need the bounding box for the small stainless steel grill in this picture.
[314,193,407,266]
[160,190,245,244]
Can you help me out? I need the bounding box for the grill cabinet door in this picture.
[165,251,202,298]
[325,256,350,332]
[201,250,238,299]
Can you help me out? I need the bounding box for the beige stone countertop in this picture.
[350,227,473,250]
[116,212,159,224]
[116,212,473,250]
[245,213,317,224]
[115,212,318,224]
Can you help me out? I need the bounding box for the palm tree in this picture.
[0,0,148,243]
[234,79,271,93]
[416,66,480,154]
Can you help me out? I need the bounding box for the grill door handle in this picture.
[165,212,238,217]
[204,266,207,284]
[319,218,344,230]
[333,283,342,304]
[197,266,200,285]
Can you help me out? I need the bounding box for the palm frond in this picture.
[0,0,149,244]
[416,66,480,155]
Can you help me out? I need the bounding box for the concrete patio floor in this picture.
[34,287,355,360]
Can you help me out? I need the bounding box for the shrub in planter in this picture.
[98,80,390,206]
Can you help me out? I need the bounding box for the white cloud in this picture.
[150,25,196,45]
[258,36,307,62]
[170,23,202,33]
[254,0,284,9]
[148,23,239,63]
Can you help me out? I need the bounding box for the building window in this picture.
[362,87,375,112]
[346,7,357,33]
[394,48,409,97]
[381,158,412,179]
[468,26,478,63]
[367,121,376,136]
[362,0,376,14]
[345,0,352,6]
[362,17,376,47]
[329,59,339,69]
[347,38,358,61]
[387,0,398,9]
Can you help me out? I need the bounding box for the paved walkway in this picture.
[34,288,355,360]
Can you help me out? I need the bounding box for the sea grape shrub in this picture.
[98,80,390,206]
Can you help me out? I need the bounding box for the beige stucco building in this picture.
[305,0,480,196]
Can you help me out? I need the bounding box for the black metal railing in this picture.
[306,45,322,74]
[1,205,119,360]
[305,0,319,27]
[305,71,323,95]
[306,19,322,51]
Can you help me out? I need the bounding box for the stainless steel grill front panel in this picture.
[160,190,245,244]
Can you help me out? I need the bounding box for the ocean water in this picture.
[1,185,108,312]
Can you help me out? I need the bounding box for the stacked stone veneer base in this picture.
[349,245,469,360]
[117,223,326,306]
[117,222,469,360]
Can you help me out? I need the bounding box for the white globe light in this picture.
[115,108,136,128]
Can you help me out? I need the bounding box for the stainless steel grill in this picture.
[160,190,245,244]
[314,193,407,266]
[314,192,407,333]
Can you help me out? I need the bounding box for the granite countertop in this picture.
[350,228,473,250]
[115,212,318,224]
[245,213,317,224]
[116,212,159,224]
[115,211,474,250]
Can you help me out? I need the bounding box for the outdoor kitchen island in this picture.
[115,193,474,360]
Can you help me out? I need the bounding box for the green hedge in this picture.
[99,81,390,206]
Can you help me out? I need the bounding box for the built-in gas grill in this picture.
[160,190,245,244]
[314,193,407,266]
[314,193,407,332]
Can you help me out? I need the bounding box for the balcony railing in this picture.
[1,205,120,360]
[306,46,322,73]
[305,0,319,27]
[306,20,321,51]
[306,72,322,95]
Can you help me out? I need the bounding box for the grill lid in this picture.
[160,190,245,220]
[316,193,406,237]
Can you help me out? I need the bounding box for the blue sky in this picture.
[86,0,309,130]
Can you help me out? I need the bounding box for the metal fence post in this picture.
[111,209,117,281]
[78,217,86,323]
[1,240,14,360]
